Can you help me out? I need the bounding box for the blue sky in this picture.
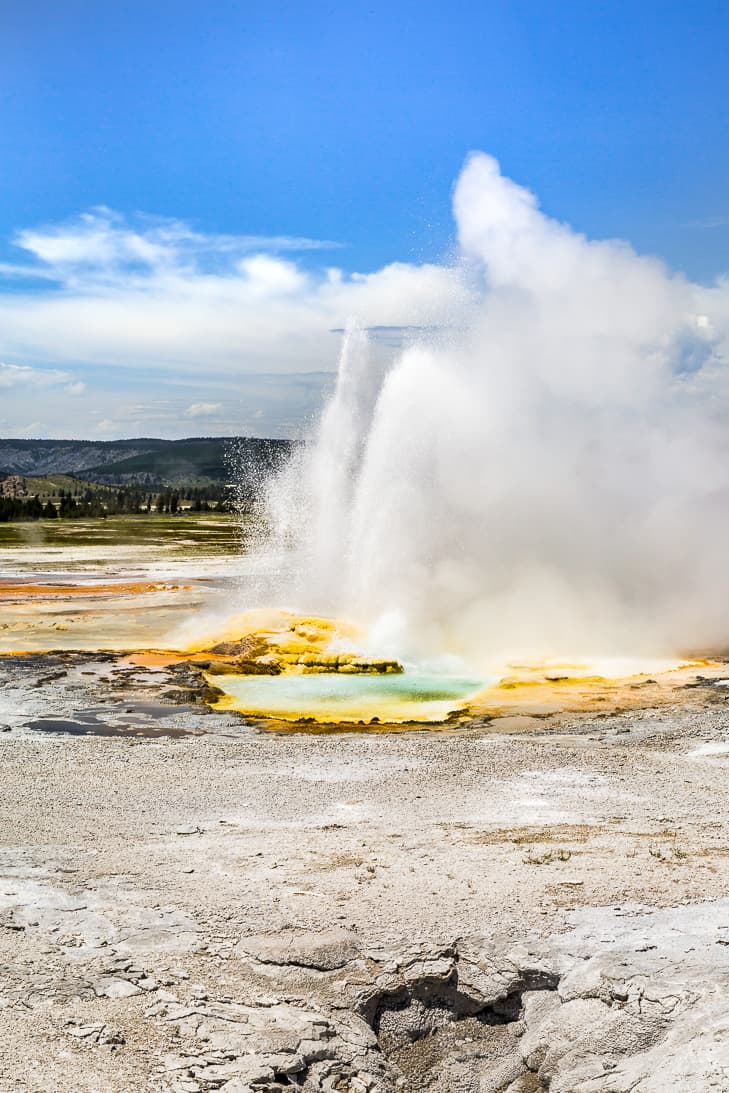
[1,0,728,438]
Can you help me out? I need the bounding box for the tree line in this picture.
[0,496,56,522]
[0,485,233,523]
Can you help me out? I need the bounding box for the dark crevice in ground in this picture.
[360,963,559,1092]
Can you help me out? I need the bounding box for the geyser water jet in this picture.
[246,152,729,674]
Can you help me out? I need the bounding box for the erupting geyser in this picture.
[205,152,729,720]
[249,152,729,673]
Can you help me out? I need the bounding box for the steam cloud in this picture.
[253,153,729,667]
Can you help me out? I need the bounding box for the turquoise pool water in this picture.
[208,670,488,723]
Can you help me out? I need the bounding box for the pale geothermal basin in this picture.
[1,526,718,727]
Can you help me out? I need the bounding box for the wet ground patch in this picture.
[26,704,202,739]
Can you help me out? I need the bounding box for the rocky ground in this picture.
[1,651,729,1091]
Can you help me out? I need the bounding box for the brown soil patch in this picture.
[0,580,190,600]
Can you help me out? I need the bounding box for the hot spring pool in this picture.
[206,670,489,723]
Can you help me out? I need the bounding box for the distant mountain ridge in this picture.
[0,437,291,488]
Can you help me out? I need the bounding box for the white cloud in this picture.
[11,207,342,281]
[64,380,86,396]
[185,401,223,418]
[0,208,472,384]
[0,362,73,388]
[3,421,44,438]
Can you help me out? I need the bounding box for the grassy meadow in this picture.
[0,511,244,554]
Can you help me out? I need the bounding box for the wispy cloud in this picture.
[0,208,469,393]
[685,216,729,229]
[0,361,75,388]
[7,207,342,286]
[329,323,450,347]
[185,401,223,418]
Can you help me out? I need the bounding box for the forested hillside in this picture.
[0,437,291,488]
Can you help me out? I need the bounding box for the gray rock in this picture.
[236,927,361,971]
[94,976,142,999]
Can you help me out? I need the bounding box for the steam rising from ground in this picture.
[249,153,729,669]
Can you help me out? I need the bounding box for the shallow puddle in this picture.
[26,707,200,739]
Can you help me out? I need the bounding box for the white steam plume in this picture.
[251,153,729,668]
